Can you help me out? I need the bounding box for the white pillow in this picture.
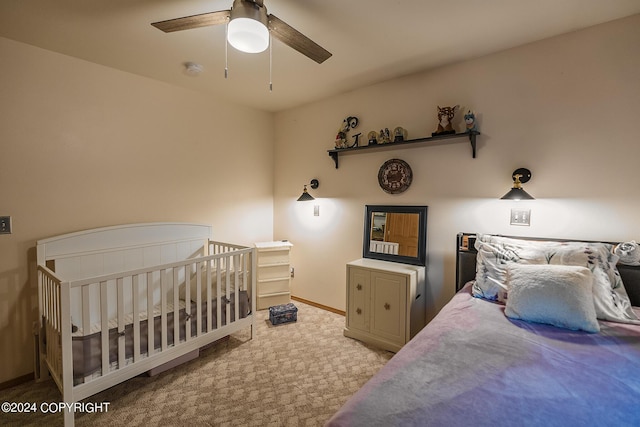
[504,263,600,333]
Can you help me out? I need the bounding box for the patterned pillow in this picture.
[473,235,546,301]
[473,234,639,324]
[504,263,600,333]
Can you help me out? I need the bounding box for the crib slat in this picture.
[161,270,168,351]
[100,281,109,376]
[234,254,240,322]
[56,280,62,374]
[49,278,53,325]
[133,274,140,362]
[185,264,191,341]
[196,262,202,337]
[82,286,90,338]
[226,257,231,325]
[216,258,222,330]
[117,278,125,368]
[46,279,53,330]
[173,268,179,346]
[147,271,154,356]
[56,281,61,331]
[207,261,213,333]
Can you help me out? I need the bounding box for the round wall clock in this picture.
[378,159,413,194]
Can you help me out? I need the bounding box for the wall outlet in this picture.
[290,267,295,278]
[0,216,12,234]
[510,209,530,226]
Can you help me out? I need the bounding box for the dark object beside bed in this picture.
[327,233,640,427]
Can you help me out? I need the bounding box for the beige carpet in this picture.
[2,301,393,426]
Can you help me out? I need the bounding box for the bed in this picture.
[327,233,640,427]
[35,223,256,427]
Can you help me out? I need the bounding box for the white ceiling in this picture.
[1,1,639,112]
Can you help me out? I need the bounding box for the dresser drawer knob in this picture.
[356,308,362,315]
[356,284,362,291]
[384,303,390,310]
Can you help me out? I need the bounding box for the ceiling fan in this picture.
[151,0,332,64]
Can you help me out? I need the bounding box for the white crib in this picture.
[35,223,256,427]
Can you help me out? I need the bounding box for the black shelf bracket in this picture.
[327,131,479,169]
[329,151,339,169]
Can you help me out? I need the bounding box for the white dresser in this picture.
[255,241,293,310]
[344,258,426,352]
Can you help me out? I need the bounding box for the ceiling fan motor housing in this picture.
[228,0,269,53]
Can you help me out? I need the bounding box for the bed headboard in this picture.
[456,232,640,307]
[37,222,213,280]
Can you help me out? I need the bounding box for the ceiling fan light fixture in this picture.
[227,0,269,53]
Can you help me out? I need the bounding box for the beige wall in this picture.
[274,15,640,319]
[0,37,275,383]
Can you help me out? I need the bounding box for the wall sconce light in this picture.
[297,179,319,201]
[501,168,534,200]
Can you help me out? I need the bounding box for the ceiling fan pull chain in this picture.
[269,33,273,92]
[225,21,229,79]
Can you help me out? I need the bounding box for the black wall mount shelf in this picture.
[327,131,479,169]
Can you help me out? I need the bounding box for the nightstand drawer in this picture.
[258,278,290,295]
[257,250,290,265]
[257,264,290,280]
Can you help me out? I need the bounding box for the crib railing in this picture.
[37,242,255,402]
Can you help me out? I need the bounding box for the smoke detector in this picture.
[183,62,203,76]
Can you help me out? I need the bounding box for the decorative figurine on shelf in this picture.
[432,105,459,136]
[367,131,378,145]
[464,110,477,133]
[393,127,408,142]
[378,128,391,144]
[335,116,359,149]
[351,132,362,147]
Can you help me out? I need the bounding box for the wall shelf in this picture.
[327,131,479,169]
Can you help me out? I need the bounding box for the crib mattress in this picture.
[69,291,250,381]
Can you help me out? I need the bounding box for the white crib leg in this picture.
[63,403,75,427]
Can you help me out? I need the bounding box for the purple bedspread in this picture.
[327,285,640,427]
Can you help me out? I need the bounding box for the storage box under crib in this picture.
[269,303,298,325]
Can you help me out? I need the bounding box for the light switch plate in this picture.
[510,209,530,226]
[0,216,12,234]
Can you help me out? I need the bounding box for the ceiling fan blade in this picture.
[268,14,331,64]
[151,10,231,33]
